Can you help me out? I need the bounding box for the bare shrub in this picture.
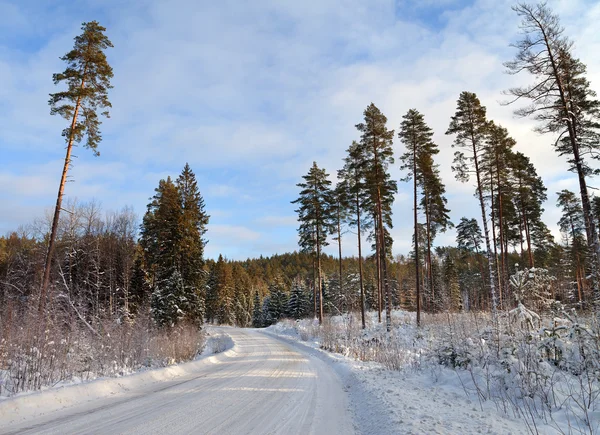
[0,300,205,397]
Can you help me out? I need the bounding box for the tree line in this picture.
[2,2,600,334]
[292,2,600,328]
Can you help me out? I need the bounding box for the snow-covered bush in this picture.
[272,307,600,434]
[0,303,205,397]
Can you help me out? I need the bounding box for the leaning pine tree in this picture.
[505,2,600,312]
[40,21,113,316]
[292,162,334,324]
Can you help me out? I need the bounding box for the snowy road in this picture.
[0,329,355,435]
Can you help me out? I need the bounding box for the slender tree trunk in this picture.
[489,172,502,309]
[374,214,382,323]
[576,257,583,304]
[471,136,498,313]
[496,150,506,310]
[518,210,525,261]
[337,205,343,312]
[316,224,323,324]
[413,151,421,326]
[312,248,317,319]
[356,190,366,329]
[39,78,86,316]
[379,206,392,331]
[524,212,534,268]
[425,192,434,313]
[372,140,392,331]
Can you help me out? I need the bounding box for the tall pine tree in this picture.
[505,2,600,312]
[356,103,397,331]
[41,22,114,316]
[292,162,334,323]
[447,92,499,314]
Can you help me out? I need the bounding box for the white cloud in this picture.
[1,0,599,259]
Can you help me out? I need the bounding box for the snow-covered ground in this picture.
[1,316,597,434]
[0,327,233,424]
[267,311,600,435]
[0,328,354,435]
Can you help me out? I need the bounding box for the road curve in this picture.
[1,328,355,435]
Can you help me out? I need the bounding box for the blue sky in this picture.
[1,0,599,260]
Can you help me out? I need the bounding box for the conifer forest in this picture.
[1,2,600,434]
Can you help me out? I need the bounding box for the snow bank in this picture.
[266,312,592,434]
[0,327,236,425]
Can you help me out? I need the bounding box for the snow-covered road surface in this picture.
[0,328,355,435]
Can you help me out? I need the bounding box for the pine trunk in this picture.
[495,150,506,309]
[337,205,343,312]
[374,214,382,323]
[39,81,86,316]
[356,190,366,329]
[489,172,502,309]
[472,138,498,314]
[425,192,434,314]
[542,27,600,313]
[413,149,421,326]
[316,221,323,324]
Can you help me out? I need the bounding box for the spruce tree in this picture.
[40,22,114,315]
[140,177,182,284]
[176,163,209,290]
[151,268,187,327]
[252,291,263,327]
[128,253,151,315]
[287,277,309,320]
[356,103,397,331]
[140,170,207,327]
[447,92,499,314]
[292,162,334,323]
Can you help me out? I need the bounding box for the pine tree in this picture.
[505,2,600,312]
[509,151,548,267]
[482,122,516,308]
[447,92,499,314]
[332,181,350,314]
[399,109,451,324]
[40,22,114,315]
[356,103,397,331]
[292,162,334,323]
[557,189,588,305]
[443,253,462,312]
[456,217,487,309]
[338,141,371,328]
